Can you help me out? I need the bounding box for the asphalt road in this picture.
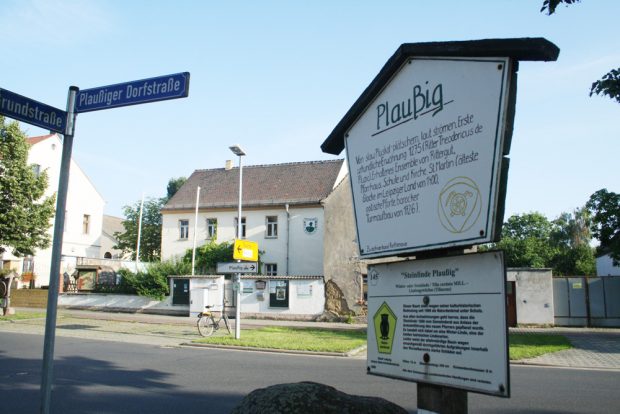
[1,332,618,413]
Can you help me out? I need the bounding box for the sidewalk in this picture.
[509,326,620,370]
[6,308,620,369]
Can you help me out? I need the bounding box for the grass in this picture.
[509,333,572,360]
[194,326,367,353]
[0,311,47,321]
[195,328,572,359]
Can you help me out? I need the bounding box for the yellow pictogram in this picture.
[373,302,397,354]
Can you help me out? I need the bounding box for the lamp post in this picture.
[229,144,245,339]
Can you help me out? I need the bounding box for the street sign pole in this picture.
[40,86,78,414]
[235,154,243,339]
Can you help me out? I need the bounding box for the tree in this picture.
[541,0,620,104]
[586,189,620,265]
[550,207,596,276]
[0,116,55,256]
[166,176,186,201]
[114,197,164,261]
[494,210,596,275]
[495,212,558,268]
[184,240,234,274]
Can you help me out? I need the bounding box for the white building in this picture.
[0,134,105,287]
[161,160,346,276]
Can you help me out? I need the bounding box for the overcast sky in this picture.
[2,0,618,219]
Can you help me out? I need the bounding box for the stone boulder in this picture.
[230,381,408,414]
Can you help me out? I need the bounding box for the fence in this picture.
[553,276,620,327]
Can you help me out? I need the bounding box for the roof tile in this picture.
[163,160,344,211]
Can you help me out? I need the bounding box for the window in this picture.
[265,216,278,238]
[264,263,278,276]
[31,164,41,177]
[207,218,217,239]
[82,214,90,234]
[234,217,246,238]
[179,219,189,240]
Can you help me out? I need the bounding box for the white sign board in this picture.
[217,262,258,274]
[367,251,509,397]
[346,57,511,258]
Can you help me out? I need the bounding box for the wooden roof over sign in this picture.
[320,37,559,155]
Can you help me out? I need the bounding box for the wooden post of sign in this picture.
[418,383,468,414]
[414,248,471,414]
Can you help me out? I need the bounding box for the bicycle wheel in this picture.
[197,316,215,337]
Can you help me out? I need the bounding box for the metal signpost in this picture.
[75,72,190,113]
[1,72,190,414]
[217,262,258,274]
[0,88,67,133]
[321,39,559,413]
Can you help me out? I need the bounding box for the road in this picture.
[1,332,618,413]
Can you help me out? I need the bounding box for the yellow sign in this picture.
[373,302,397,354]
[233,239,258,262]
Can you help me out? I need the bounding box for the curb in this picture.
[181,342,368,358]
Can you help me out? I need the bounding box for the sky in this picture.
[1,0,618,220]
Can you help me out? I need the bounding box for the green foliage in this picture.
[115,259,191,300]
[496,212,558,268]
[495,211,596,275]
[114,197,164,261]
[0,117,56,257]
[166,176,187,201]
[540,0,581,15]
[590,68,620,104]
[586,189,620,265]
[185,240,234,274]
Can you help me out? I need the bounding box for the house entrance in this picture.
[172,278,189,305]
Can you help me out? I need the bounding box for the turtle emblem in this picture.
[445,191,473,217]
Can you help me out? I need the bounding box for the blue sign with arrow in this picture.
[0,88,67,134]
[75,72,190,113]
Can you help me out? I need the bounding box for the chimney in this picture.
[225,160,233,170]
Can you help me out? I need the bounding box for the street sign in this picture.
[344,57,511,258]
[366,251,509,397]
[75,72,190,113]
[0,88,67,134]
[217,262,258,274]
[233,239,259,262]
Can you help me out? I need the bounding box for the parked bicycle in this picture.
[197,302,231,337]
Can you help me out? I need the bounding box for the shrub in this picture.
[115,259,191,300]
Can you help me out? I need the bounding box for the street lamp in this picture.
[229,144,245,339]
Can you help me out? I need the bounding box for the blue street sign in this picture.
[75,72,190,113]
[0,88,67,134]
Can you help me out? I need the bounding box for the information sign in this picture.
[233,239,259,262]
[366,251,509,397]
[0,88,67,134]
[345,58,511,258]
[217,262,258,274]
[75,72,190,113]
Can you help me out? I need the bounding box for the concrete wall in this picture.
[322,179,365,315]
[239,278,325,318]
[161,205,325,276]
[507,268,554,325]
[58,293,186,315]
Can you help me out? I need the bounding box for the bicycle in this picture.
[197,303,232,337]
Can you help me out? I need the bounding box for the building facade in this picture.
[1,134,105,287]
[161,160,346,277]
